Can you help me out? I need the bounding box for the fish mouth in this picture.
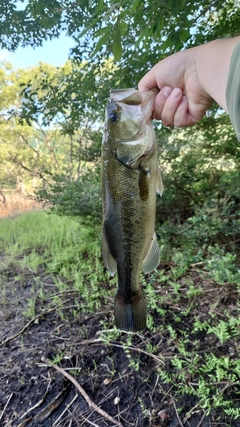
[110,88,157,121]
[110,88,142,105]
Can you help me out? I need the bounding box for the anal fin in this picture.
[101,229,117,276]
[142,233,160,273]
[156,167,163,196]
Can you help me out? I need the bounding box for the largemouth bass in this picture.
[101,88,163,331]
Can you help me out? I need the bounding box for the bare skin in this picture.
[138,37,240,127]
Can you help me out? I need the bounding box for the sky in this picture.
[0,0,74,69]
[0,35,74,69]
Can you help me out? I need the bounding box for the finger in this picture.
[174,94,209,127]
[171,95,192,127]
[160,87,182,126]
[138,65,159,92]
[153,86,173,120]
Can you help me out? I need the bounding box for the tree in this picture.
[1,1,239,73]
[2,1,239,132]
[1,0,239,221]
[0,59,104,217]
[0,62,92,187]
[2,1,239,128]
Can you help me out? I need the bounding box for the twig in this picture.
[0,393,13,421]
[52,393,78,426]
[183,403,199,422]
[196,410,207,427]
[188,380,239,388]
[84,387,120,427]
[79,414,101,427]
[190,261,205,267]
[172,398,184,427]
[109,341,165,366]
[19,380,51,420]
[36,384,71,423]
[96,329,145,339]
[0,302,68,346]
[66,336,165,366]
[41,357,123,427]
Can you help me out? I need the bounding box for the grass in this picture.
[0,210,239,424]
[0,211,112,318]
[0,210,104,276]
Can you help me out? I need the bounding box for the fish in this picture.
[101,88,163,331]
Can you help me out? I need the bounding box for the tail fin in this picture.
[114,290,146,331]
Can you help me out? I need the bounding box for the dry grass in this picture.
[0,191,41,218]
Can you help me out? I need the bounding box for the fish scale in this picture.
[101,88,163,330]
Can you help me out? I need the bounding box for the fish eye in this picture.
[109,111,118,122]
[107,101,119,123]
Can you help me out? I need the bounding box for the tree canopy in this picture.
[1,1,239,132]
[1,1,240,75]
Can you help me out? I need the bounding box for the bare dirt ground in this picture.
[0,254,239,427]
[0,191,40,219]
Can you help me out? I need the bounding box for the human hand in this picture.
[138,49,213,127]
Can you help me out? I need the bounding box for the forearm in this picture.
[193,36,240,112]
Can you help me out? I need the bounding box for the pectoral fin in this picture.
[101,230,117,276]
[142,233,160,273]
[156,167,163,196]
[138,166,150,201]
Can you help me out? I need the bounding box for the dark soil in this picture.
[0,258,239,427]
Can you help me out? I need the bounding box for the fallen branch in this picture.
[41,357,123,427]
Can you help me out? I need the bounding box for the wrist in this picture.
[193,37,240,111]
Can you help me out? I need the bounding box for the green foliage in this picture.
[0,211,105,280]
[156,114,240,221]
[1,2,239,224]
[0,211,111,317]
[0,3,239,423]
[207,318,240,344]
[1,210,240,422]
[1,1,239,72]
[19,58,116,132]
[35,166,101,220]
[0,60,104,215]
[1,1,239,129]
